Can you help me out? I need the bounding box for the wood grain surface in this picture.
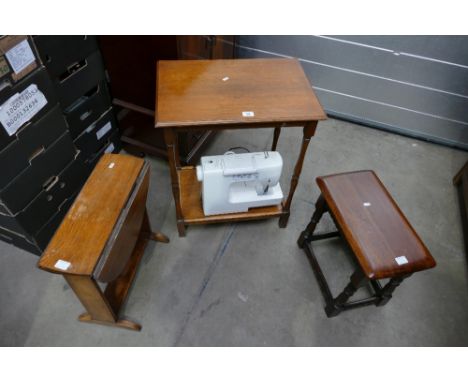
[155,58,327,128]
[93,163,150,283]
[179,167,283,224]
[38,154,144,276]
[317,170,436,279]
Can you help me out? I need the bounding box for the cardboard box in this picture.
[0,152,88,236]
[0,36,41,94]
[74,108,118,158]
[33,35,99,77]
[0,66,58,152]
[51,50,106,109]
[0,131,77,215]
[0,105,68,189]
[64,79,112,139]
[0,193,76,255]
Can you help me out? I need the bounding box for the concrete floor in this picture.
[1,118,467,346]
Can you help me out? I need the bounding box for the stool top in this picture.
[38,154,145,276]
[317,170,435,279]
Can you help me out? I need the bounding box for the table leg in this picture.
[325,269,368,317]
[64,274,141,331]
[271,126,281,151]
[164,128,186,237]
[297,194,326,247]
[279,121,317,228]
[141,209,170,243]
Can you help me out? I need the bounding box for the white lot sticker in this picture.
[108,162,115,169]
[96,121,112,140]
[395,256,409,266]
[242,111,254,117]
[5,39,36,74]
[54,259,71,271]
[0,84,47,136]
[105,143,115,154]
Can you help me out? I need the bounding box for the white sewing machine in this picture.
[196,151,283,216]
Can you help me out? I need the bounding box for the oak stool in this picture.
[297,170,436,317]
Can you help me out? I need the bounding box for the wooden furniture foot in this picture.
[78,313,142,331]
[149,231,170,243]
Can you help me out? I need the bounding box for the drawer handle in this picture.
[80,110,93,121]
[28,146,45,163]
[58,59,88,82]
[43,176,58,192]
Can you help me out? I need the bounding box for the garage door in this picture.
[235,36,468,151]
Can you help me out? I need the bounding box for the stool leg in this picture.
[375,275,411,306]
[298,194,326,248]
[325,269,368,317]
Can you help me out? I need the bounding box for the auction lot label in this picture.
[0,84,47,136]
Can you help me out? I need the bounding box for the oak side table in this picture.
[155,58,327,237]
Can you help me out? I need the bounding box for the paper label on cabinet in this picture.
[54,260,71,271]
[242,111,255,117]
[105,143,115,154]
[96,121,112,140]
[395,256,408,266]
[5,39,36,74]
[0,84,47,136]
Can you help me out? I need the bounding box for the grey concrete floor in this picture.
[1,118,467,346]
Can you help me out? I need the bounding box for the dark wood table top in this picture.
[38,154,144,276]
[317,170,436,279]
[155,58,327,129]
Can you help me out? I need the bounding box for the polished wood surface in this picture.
[179,167,283,224]
[39,154,144,276]
[155,58,327,128]
[158,58,327,236]
[38,154,169,331]
[94,163,150,282]
[317,170,436,279]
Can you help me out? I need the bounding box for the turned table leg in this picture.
[279,121,317,228]
[164,128,186,237]
[325,269,368,317]
[297,194,326,248]
[375,275,411,306]
[271,126,282,151]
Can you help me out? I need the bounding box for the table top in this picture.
[155,58,327,129]
[317,170,436,279]
[38,154,145,276]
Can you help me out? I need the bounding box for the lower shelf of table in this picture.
[178,167,284,225]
